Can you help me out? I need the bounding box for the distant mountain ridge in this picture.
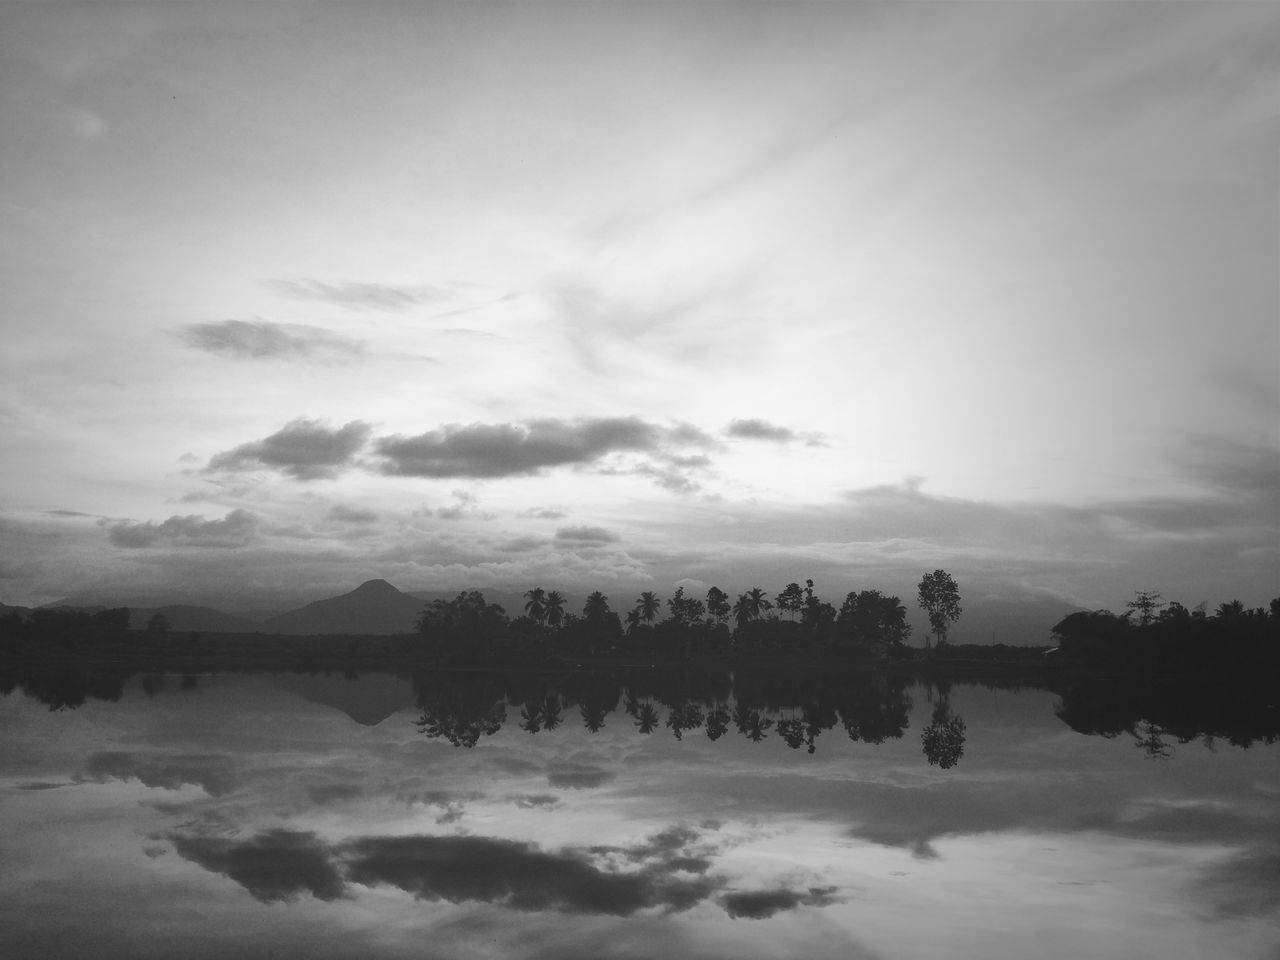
[264,579,424,636]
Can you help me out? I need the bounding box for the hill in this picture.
[264,579,424,635]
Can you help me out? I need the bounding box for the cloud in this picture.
[554,526,620,546]
[546,762,616,789]
[510,794,560,809]
[79,752,238,796]
[727,418,797,442]
[207,419,372,480]
[107,510,257,549]
[719,886,839,919]
[183,320,367,361]
[306,783,364,806]
[726,418,825,446]
[1196,847,1280,918]
[327,504,378,524]
[374,417,710,479]
[518,507,568,520]
[498,536,550,553]
[171,829,346,903]
[342,833,717,915]
[263,279,432,311]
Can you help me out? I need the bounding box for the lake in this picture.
[1,667,1277,959]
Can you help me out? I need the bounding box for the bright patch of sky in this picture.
[1,3,1276,609]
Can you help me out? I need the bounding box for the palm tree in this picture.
[544,590,566,629]
[747,587,773,620]
[636,591,661,625]
[524,587,547,625]
[732,593,753,632]
[632,701,660,734]
[518,700,545,734]
[624,608,641,636]
[542,695,563,731]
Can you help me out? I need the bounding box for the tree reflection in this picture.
[920,681,967,769]
[1133,721,1172,759]
[921,702,967,769]
[412,671,507,748]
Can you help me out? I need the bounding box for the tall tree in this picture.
[917,569,962,648]
[636,591,661,625]
[624,608,642,635]
[746,587,773,620]
[583,591,611,623]
[1125,590,1165,628]
[706,587,731,624]
[523,587,548,625]
[544,590,566,629]
[732,593,753,632]
[776,582,804,621]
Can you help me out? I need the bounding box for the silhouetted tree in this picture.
[583,591,611,623]
[706,587,731,625]
[838,590,911,657]
[1216,599,1245,620]
[666,587,705,626]
[776,583,804,621]
[636,591,661,625]
[544,591,566,629]
[524,588,548,626]
[746,587,773,620]
[917,569,962,648]
[1125,591,1165,628]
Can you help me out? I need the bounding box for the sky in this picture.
[1,2,1277,616]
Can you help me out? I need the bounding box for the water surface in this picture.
[1,669,1276,959]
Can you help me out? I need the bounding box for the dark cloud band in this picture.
[374,417,711,479]
[206,419,372,481]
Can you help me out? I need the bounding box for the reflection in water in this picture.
[7,659,1280,760]
[2,666,1279,960]
[408,666,919,757]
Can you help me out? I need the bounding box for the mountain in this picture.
[264,579,424,635]
[272,672,415,726]
[129,605,261,634]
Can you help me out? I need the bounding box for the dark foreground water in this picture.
[1,669,1277,959]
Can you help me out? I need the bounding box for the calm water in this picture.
[1,668,1277,959]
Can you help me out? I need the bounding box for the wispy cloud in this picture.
[183,320,367,361]
[327,504,378,524]
[518,507,568,520]
[207,419,372,481]
[554,526,620,547]
[263,279,435,311]
[79,751,238,796]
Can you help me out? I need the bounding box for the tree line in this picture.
[1050,591,1279,672]
[415,570,964,664]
